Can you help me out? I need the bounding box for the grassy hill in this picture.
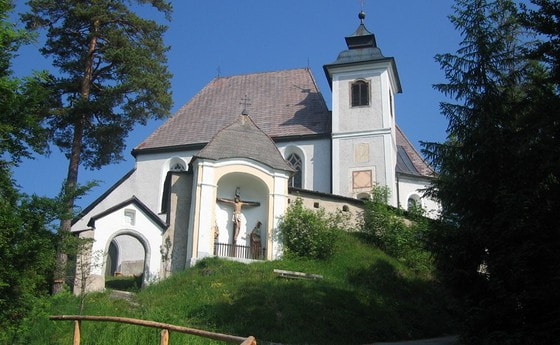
[14,231,456,345]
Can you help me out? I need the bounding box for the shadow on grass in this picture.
[191,259,456,345]
[105,275,143,292]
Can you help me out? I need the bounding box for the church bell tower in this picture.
[324,11,402,205]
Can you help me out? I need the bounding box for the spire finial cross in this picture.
[240,94,251,115]
[359,0,366,24]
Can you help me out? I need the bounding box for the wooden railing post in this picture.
[241,336,256,345]
[73,320,81,345]
[160,329,169,345]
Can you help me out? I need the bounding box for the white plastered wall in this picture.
[332,64,397,206]
[397,175,441,219]
[135,150,197,212]
[187,158,290,266]
[330,63,398,204]
[277,138,331,193]
[86,203,164,291]
[71,150,197,232]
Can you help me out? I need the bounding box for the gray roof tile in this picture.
[134,68,330,152]
[194,115,294,172]
[395,126,435,177]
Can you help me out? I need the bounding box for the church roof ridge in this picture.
[212,67,312,79]
[133,68,331,155]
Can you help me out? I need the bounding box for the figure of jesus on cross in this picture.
[217,188,260,245]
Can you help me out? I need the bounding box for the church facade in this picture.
[71,12,438,292]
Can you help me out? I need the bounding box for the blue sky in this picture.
[12,0,460,209]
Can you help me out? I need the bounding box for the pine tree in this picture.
[423,0,560,343]
[23,0,173,293]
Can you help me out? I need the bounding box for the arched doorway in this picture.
[104,232,149,291]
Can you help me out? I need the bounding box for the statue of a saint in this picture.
[250,221,263,259]
[216,188,260,245]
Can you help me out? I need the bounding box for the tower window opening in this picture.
[351,80,369,107]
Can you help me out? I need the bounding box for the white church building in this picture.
[71,12,438,292]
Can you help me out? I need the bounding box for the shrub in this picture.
[279,198,339,260]
[362,187,432,273]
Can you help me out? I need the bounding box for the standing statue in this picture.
[216,188,260,245]
[250,221,263,259]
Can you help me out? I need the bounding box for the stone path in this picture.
[371,335,459,345]
[109,289,140,307]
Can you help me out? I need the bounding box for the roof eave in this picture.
[86,196,168,230]
[323,57,402,93]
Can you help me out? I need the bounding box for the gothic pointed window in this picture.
[287,153,302,188]
[351,80,369,107]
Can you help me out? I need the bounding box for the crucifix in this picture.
[216,187,260,245]
[240,94,251,115]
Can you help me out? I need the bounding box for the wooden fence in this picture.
[50,315,256,345]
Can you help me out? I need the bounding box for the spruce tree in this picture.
[424,0,560,343]
[22,0,173,293]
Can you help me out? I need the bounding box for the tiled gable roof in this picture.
[134,68,331,153]
[195,114,294,172]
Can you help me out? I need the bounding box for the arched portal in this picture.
[103,230,150,290]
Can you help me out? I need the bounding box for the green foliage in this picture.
[0,0,54,165]
[422,0,560,343]
[279,198,341,260]
[0,1,60,337]
[22,0,173,169]
[0,168,57,340]
[11,232,456,345]
[520,0,560,84]
[22,0,174,293]
[362,187,433,273]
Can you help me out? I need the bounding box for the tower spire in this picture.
[345,10,377,49]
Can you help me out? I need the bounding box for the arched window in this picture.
[287,153,302,188]
[351,80,369,107]
[357,192,370,201]
[407,194,421,211]
[170,162,185,171]
[161,157,186,213]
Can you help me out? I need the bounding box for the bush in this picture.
[279,198,340,260]
[362,187,432,273]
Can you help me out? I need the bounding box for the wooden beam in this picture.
[273,269,323,280]
[50,315,250,344]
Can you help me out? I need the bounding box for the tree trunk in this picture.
[52,20,99,294]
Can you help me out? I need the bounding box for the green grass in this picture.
[105,275,143,292]
[12,232,457,345]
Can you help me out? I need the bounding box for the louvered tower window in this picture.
[351,80,369,107]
